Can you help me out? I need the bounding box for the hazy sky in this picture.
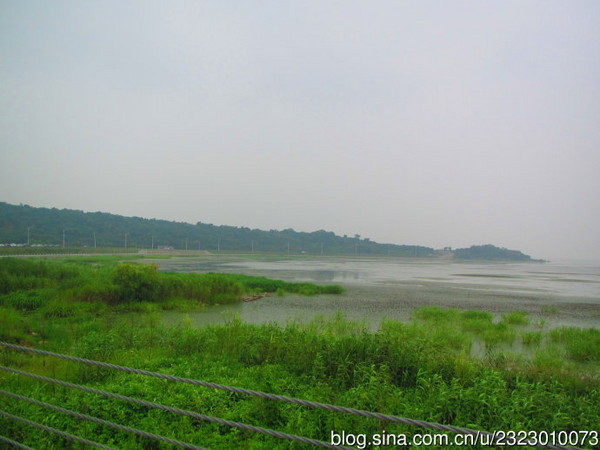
[1,1,599,260]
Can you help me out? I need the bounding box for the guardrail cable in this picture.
[0,366,351,450]
[0,410,115,450]
[0,390,207,450]
[0,341,584,450]
[0,434,35,450]
[0,342,496,434]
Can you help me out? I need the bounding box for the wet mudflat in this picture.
[149,255,600,329]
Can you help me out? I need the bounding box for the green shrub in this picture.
[0,289,51,311]
[41,299,78,318]
[0,259,342,309]
[113,263,163,302]
[163,274,211,302]
[202,274,244,302]
[0,306,27,342]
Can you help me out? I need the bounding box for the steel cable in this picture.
[0,410,115,449]
[0,434,35,450]
[0,366,352,449]
[0,342,494,432]
[0,341,584,450]
[0,390,207,450]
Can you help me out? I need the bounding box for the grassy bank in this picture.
[0,258,598,449]
[0,257,343,313]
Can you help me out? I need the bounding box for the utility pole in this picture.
[251,240,254,253]
[62,229,66,248]
[185,239,188,251]
[151,236,154,250]
[27,226,32,246]
[124,233,128,249]
[287,241,290,255]
[217,237,221,252]
[93,232,97,249]
[320,242,324,255]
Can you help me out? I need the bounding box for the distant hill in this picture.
[453,244,538,261]
[0,202,434,256]
[0,202,541,260]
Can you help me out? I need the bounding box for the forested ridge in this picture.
[453,244,535,261]
[0,202,538,260]
[0,202,433,256]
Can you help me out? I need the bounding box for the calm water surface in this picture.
[150,256,600,329]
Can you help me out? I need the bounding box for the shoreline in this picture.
[152,255,600,330]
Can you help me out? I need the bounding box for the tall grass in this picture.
[0,258,343,309]
[503,310,530,326]
[550,327,600,363]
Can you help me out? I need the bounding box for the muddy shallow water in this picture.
[146,255,600,329]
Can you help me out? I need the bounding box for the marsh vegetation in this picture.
[0,257,598,448]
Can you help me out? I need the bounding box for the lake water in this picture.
[150,256,600,329]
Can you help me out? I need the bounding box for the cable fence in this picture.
[0,341,585,450]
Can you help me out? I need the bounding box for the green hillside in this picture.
[453,244,536,261]
[0,202,433,256]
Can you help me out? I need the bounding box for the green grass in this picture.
[542,305,560,314]
[459,309,493,334]
[58,254,153,264]
[0,259,598,449]
[214,273,344,296]
[481,321,517,347]
[550,327,600,363]
[502,310,530,326]
[522,330,543,347]
[0,258,343,309]
[1,309,598,449]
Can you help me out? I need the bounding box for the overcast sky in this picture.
[1,1,599,260]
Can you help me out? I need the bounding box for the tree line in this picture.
[0,202,434,256]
